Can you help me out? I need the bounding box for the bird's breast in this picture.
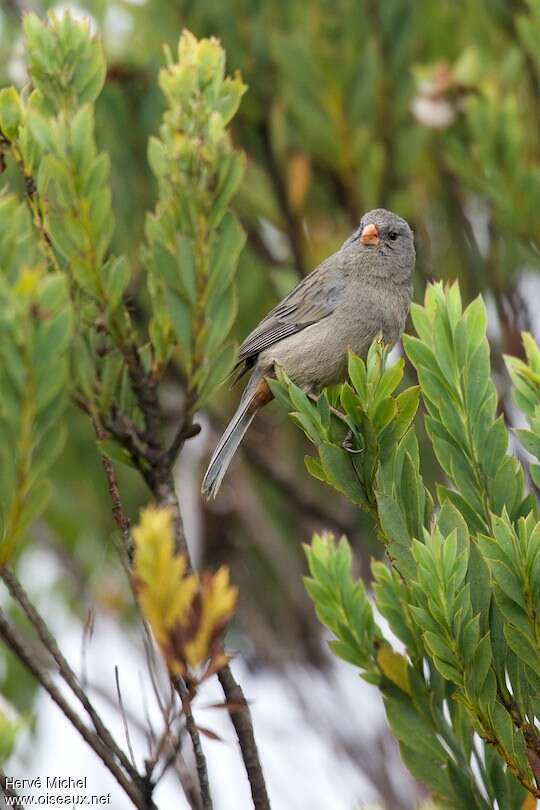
[258,280,411,389]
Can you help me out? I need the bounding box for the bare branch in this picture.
[174,678,213,810]
[95,439,214,809]
[165,390,201,467]
[0,607,155,810]
[0,566,139,782]
[0,768,24,808]
[115,666,138,771]
[217,666,270,810]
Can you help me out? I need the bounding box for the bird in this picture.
[202,208,415,499]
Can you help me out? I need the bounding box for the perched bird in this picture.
[202,208,415,498]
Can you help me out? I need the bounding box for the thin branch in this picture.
[96,440,213,809]
[0,565,139,782]
[165,390,201,467]
[147,463,271,807]
[174,678,213,810]
[217,665,271,810]
[0,768,24,808]
[89,680,201,810]
[99,445,134,562]
[115,666,138,771]
[90,334,270,808]
[0,607,155,810]
[0,132,60,272]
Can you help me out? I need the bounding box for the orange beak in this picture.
[360,223,379,246]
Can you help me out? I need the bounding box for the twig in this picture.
[96,439,214,809]
[0,566,139,782]
[89,679,200,810]
[90,338,270,807]
[100,449,135,561]
[167,419,202,464]
[149,465,271,808]
[0,132,60,272]
[174,678,213,810]
[166,390,201,466]
[0,768,24,807]
[217,666,271,810]
[115,666,138,770]
[0,607,155,810]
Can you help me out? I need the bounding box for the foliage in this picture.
[0,232,72,562]
[133,506,237,687]
[0,1,539,807]
[0,12,247,782]
[276,283,540,807]
[144,30,247,403]
[0,13,246,539]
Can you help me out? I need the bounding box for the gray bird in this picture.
[202,208,415,498]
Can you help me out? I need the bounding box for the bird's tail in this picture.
[202,369,267,499]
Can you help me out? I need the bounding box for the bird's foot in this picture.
[341,429,363,453]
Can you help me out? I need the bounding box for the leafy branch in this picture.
[0,15,270,810]
[273,282,540,806]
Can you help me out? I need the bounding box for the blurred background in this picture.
[1,0,539,807]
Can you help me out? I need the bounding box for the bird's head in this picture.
[342,208,415,280]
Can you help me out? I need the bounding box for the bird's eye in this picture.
[388,231,398,241]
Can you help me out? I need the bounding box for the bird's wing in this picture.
[237,257,344,365]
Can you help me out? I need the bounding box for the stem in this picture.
[0,132,61,273]
[0,566,139,781]
[0,768,24,807]
[0,608,155,810]
[94,430,214,808]
[166,390,200,467]
[175,678,213,810]
[217,666,270,810]
[149,468,270,808]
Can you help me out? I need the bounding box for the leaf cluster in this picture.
[276,283,540,806]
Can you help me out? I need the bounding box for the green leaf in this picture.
[209,151,246,227]
[464,341,490,419]
[318,443,365,505]
[433,300,456,382]
[399,453,425,540]
[373,358,404,406]
[0,87,22,141]
[206,212,246,301]
[469,632,492,697]
[402,335,440,375]
[328,639,366,667]
[375,492,409,546]
[463,296,487,359]
[203,284,238,356]
[481,416,508,477]
[304,455,326,482]
[347,352,368,405]
[514,429,540,461]
[165,288,192,361]
[489,457,519,516]
[104,256,131,309]
[384,692,447,761]
[410,302,433,343]
[504,625,540,678]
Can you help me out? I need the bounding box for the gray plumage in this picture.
[202,208,415,498]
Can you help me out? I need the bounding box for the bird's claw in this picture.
[341,430,364,453]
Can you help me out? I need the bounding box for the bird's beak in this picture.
[360,223,379,246]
